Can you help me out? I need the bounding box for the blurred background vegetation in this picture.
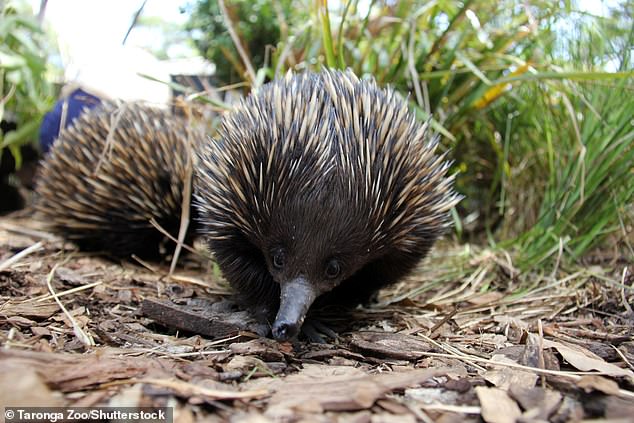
[0,0,55,167]
[1,0,632,275]
[180,0,633,273]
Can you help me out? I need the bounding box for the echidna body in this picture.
[36,103,203,258]
[195,70,462,341]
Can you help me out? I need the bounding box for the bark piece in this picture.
[141,298,268,338]
[1,301,59,319]
[350,332,433,360]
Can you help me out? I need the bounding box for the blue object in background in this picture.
[39,88,102,153]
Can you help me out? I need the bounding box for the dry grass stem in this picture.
[45,263,95,347]
[93,102,127,175]
[0,241,43,271]
[218,0,256,84]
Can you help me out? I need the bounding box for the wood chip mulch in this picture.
[1,214,633,422]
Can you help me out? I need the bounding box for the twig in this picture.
[168,273,223,290]
[149,218,206,258]
[550,237,564,280]
[419,404,481,414]
[416,333,487,372]
[613,344,634,371]
[537,320,546,388]
[0,222,58,240]
[100,377,269,400]
[94,103,128,175]
[169,124,194,276]
[407,19,427,113]
[414,350,634,400]
[428,307,458,335]
[122,0,147,45]
[125,348,231,359]
[218,0,257,84]
[616,210,634,258]
[621,267,633,315]
[131,254,159,274]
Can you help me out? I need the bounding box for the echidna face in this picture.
[261,188,372,340]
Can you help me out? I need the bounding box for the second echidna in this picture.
[35,102,203,258]
[195,69,462,341]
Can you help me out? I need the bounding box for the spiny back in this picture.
[196,69,461,255]
[36,102,204,258]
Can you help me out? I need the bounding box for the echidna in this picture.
[195,69,462,341]
[35,102,204,258]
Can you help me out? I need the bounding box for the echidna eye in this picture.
[324,259,341,279]
[272,249,286,270]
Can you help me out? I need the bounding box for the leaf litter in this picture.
[1,214,633,422]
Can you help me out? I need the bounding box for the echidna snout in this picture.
[271,277,317,341]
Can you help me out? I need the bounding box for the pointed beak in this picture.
[271,276,318,341]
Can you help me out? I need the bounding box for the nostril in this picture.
[272,321,298,341]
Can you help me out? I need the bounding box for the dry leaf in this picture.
[136,378,268,400]
[224,355,270,373]
[483,367,537,390]
[576,375,621,395]
[263,364,449,415]
[405,387,460,405]
[508,386,562,420]
[107,383,143,407]
[486,355,538,390]
[543,340,634,380]
[55,267,88,285]
[467,292,505,305]
[0,365,64,408]
[0,348,174,392]
[475,386,522,423]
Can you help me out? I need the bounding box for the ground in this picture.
[0,211,633,422]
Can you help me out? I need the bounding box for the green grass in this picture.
[0,1,55,166]
[499,78,634,268]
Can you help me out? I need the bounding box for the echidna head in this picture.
[259,177,374,340]
[195,69,461,341]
